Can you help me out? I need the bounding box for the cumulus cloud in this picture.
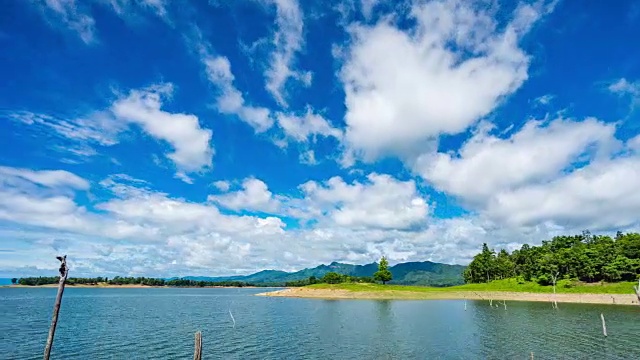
[212,180,231,192]
[299,173,430,230]
[276,109,343,142]
[415,115,640,232]
[208,177,281,212]
[416,117,618,204]
[263,0,311,106]
[204,56,274,132]
[111,84,214,175]
[340,0,555,160]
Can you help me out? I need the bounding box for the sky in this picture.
[1,0,639,278]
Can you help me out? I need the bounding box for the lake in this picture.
[0,287,638,359]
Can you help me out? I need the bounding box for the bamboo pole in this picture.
[194,331,202,360]
[43,255,68,360]
[600,313,607,337]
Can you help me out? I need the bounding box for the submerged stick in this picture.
[601,313,607,337]
[194,331,202,360]
[43,255,68,360]
[229,309,236,328]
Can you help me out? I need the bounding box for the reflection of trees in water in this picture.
[372,300,399,359]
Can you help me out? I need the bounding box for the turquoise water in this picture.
[1,287,638,359]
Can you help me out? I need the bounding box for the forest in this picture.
[15,276,257,287]
[464,231,640,285]
[14,274,376,287]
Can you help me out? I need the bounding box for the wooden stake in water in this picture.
[43,255,68,360]
[633,279,640,304]
[601,313,607,337]
[530,351,534,359]
[464,299,467,311]
[194,331,202,360]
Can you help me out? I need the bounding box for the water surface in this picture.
[1,287,638,359]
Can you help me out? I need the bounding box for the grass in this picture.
[308,279,638,295]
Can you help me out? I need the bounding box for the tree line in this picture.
[14,276,258,287]
[14,256,395,287]
[464,231,640,285]
[285,257,393,286]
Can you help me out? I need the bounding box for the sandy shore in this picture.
[256,287,639,306]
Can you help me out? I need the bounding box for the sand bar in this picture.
[256,287,639,306]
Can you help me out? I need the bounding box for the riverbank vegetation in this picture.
[464,231,640,285]
[309,279,637,294]
[14,276,258,287]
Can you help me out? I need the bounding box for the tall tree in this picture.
[373,257,393,284]
[11,278,17,285]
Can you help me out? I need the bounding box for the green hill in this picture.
[183,260,465,286]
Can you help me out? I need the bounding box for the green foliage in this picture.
[311,278,637,295]
[11,278,17,285]
[322,272,344,284]
[464,231,640,285]
[16,276,255,287]
[373,257,393,284]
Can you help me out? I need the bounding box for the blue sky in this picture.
[1,0,639,277]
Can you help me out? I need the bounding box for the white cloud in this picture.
[340,0,554,160]
[0,166,90,190]
[414,115,640,232]
[534,94,555,105]
[486,154,640,230]
[208,177,280,212]
[276,109,343,142]
[8,110,124,150]
[608,78,640,111]
[212,180,231,192]
[299,173,430,230]
[416,117,618,204]
[111,84,214,175]
[299,150,317,165]
[107,0,169,19]
[608,78,640,96]
[36,0,96,43]
[360,0,380,19]
[204,56,274,132]
[263,0,311,106]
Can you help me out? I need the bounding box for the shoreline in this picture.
[1,284,265,289]
[256,287,639,306]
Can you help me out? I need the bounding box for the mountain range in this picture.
[181,261,466,287]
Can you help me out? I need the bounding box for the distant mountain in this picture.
[182,261,465,287]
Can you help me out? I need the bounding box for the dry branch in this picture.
[43,255,68,360]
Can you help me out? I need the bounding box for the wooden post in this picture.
[600,313,607,337]
[43,255,68,360]
[551,271,559,309]
[194,331,202,360]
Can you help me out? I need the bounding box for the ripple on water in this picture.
[1,288,639,359]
